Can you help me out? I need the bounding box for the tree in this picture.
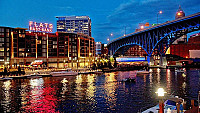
[108,61,113,69]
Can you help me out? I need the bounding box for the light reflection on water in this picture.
[0,68,199,112]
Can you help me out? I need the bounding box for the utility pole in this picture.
[125,26,126,36]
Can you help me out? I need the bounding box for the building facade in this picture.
[0,26,14,68]
[95,42,101,56]
[170,33,200,58]
[173,6,187,44]
[56,16,91,37]
[124,45,147,57]
[0,26,95,69]
[175,5,185,19]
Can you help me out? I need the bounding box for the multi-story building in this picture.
[124,45,146,57]
[101,44,108,58]
[0,26,14,68]
[170,33,200,58]
[56,16,91,37]
[0,26,95,69]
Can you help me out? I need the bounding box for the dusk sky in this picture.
[0,0,199,43]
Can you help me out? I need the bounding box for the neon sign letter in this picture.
[29,21,53,33]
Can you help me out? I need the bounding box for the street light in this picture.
[110,33,113,36]
[107,33,113,43]
[155,88,166,113]
[140,25,144,29]
[157,11,162,24]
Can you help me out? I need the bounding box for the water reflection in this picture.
[166,69,171,93]
[149,73,153,88]
[86,74,95,99]
[104,73,117,109]
[2,80,12,112]
[19,78,59,112]
[0,68,199,112]
[157,68,161,85]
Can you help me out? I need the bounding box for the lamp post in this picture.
[89,53,92,68]
[63,60,65,69]
[155,88,166,113]
[107,33,113,43]
[22,53,24,67]
[157,11,162,24]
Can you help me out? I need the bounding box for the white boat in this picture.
[137,70,150,75]
[175,68,185,73]
[142,96,184,113]
[0,77,13,80]
[122,78,136,83]
[50,69,78,76]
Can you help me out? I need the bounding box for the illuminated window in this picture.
[53,45,57,48]
[0,52,4,56]
[0,48,4,51]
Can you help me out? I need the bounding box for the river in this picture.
[0,68,199,113]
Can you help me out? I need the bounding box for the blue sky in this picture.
[0,0,199,43]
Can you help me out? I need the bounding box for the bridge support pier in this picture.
[147,56,154,66]
[159,56,167,68]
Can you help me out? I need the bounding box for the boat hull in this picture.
[50,72,78,76]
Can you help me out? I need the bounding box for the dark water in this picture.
[0,68,199,113]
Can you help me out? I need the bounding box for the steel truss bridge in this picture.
[107,12,200,65]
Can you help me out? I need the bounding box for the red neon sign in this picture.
[29,21,53,32]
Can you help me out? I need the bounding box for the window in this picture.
[0,33,4,37]
[0,52,4,56]
[0,38,4,42]
[53,41,57,44]
[42,45,46,48]
[53,45,57,48]
[42,49,47,52]
[6,33,9,37]
[0,28,4,32]
[6,29,9,32]
[0,48,4,51]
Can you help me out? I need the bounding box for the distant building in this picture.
[170,33,200,58]
[175,5,185,19]
[173,5,187,44]
[56,16,91,37]
[101,44,108,58]
[125,45,146,57]
[95,42,101,56]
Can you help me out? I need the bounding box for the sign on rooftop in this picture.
[29,21,53,32]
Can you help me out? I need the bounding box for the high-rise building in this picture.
[56,16,91,37]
